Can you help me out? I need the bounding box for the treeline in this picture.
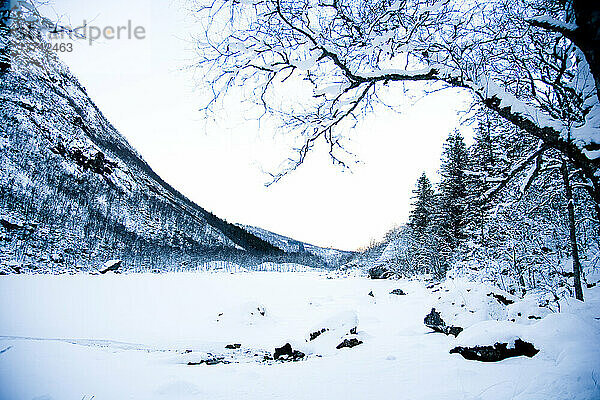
[375,109,598,301]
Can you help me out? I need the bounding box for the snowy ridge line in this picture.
[237,224,355,267]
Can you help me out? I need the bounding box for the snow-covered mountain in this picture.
[0,20,338,272]
[238,225,355,268]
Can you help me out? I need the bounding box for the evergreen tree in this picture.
[438,131,470,249]
[409,173,435,233]
[467,114,501,242]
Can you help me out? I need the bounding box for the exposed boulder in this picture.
[445,326,464,337]
[390,289,406,295]
[306,310,358,342]
[450,339,539,362]
[274,343,293,359]
[487,292,515,306]
[216,302,267,323]
[100,259,122,274]
[225,343,241,349]
[309,328,328,341]
[368,291,375,297]
[424,307,444,327]
[187,356,230,366]
[424,308,463,337]
[336,338,363,349]
[368,266,391,279]
[273,343,305,361]
[252,306,266,317]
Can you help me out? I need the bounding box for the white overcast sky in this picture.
[39,0,473,251]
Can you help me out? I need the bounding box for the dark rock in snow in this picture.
[225,343,241,349]
[424,308,444,327]
[450,339,539,362]
[187,357,230,366]
[309,325,357,341]
[336,338,363,349]
[273,343,305,361]
[368,291,375,297]
[390,289,406,295]
[100,260,122,274]
[368,266,390,279]
[204,358,229,365]
[528,315,542,320]
[446,326,464,337]
[424,308,463,337]
[309,328,328,341]
[487,292,514,305]
[253,306,266,316]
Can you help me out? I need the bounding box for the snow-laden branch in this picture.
[528,15,578,36]
[195,0,600,197]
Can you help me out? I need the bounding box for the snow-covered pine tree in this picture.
[409,173,435,234]
[404,172,451,278]
[437,131,470,249]
[468,113,499,243]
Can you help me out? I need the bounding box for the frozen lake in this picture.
[0,271,598,399]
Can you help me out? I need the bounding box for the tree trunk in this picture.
[572,0,600,103]
[0,0,15,74]
[561,160,584,301]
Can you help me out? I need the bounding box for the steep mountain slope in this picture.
[238,225,355,268]
[0,19,287,272]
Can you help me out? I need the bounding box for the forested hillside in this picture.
[239,224,355,268]
[361,109,599,302]
[0,13,286,273]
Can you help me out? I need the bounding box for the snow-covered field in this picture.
[0,271,599,400]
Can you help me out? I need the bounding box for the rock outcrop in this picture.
[450,339,539,362]
[424,308,463,337]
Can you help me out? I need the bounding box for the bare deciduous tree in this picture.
[195,0,599,199]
